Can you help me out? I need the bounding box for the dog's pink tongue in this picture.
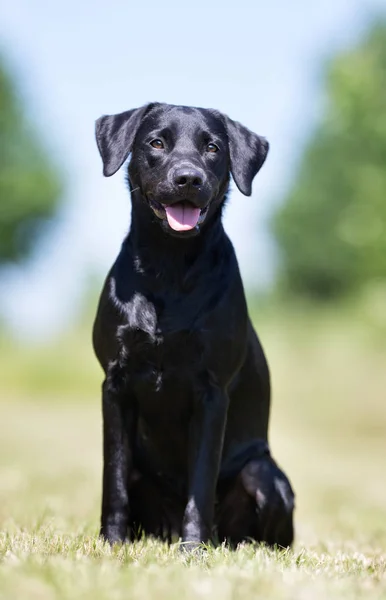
[165,203,201,231]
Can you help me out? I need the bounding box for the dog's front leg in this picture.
[100,377,134,545]
[182,379,228,549]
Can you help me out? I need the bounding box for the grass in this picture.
[1,305,386,599]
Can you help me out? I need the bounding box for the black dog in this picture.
[93,103,294,549]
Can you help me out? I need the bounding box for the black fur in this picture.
[93,103,294,549]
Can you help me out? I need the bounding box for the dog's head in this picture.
[96,103,268,237]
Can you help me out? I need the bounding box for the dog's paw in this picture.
[100,513,128,546]
[241,456,295,548]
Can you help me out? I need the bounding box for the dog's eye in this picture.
[206,143,219,153]
[150,139,164,150]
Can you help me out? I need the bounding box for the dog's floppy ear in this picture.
[95,104,154,177]
[223,115,269,196]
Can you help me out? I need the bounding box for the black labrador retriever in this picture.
[93,103,295,549]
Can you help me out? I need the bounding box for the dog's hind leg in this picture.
[216,457,295,548]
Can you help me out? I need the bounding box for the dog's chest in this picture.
[118,292,205,392]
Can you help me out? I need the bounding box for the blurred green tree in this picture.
[272,23,386,300]
[0,56,62,264]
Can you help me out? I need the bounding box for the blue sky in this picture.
[0,0,385,338]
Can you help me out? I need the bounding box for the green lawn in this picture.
[1,307,385,599]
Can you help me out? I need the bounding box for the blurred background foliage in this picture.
[0,56,62,265]
[273,23,386,301]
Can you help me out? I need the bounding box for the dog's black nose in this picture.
[173,167,203,189]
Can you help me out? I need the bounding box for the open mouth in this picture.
[149,198,209,232]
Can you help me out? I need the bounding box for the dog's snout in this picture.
[173,167,204,189]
